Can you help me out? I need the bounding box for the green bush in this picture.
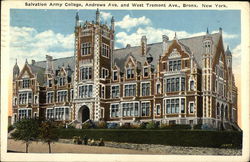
[194,124,202,129]
[159,124,191,130]
[146,121,158,129]
[56,129,242,148]
[96,121,107,129]
[82,123,91,129]
[8,125,15,133]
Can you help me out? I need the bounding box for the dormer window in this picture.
[169,60,181,71]
[143,67,149,77]
[113,71,118,81]
[204,41,212,54]
[126,68,134,79]
[48,79,52,87]
[101,43,109,58]
[59,77,65,86]
[81,42,91,55]
[22,79,30,88]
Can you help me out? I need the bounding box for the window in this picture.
[111,85,120,98]
[70,89,74,101]
[190,80,194,91]
[126,68,135,79]
[122,102,139,117]
[101,68,109,79]
[14,98,17,106]
[22,79,30,88]
[48,79,52,87]
[55,108,64,120]
[101,86,105,98]
[141,82,150,96]
[79,85,93,98]
[111,104,119,117]
[181,98,185,113]
[141,102,150,116]
[101,43,109,57]
[156,105,161,115]
[156,83,161,94]
[143,67,149,77]
[189,102,194,113]
[113,71,118,81]
[18,109,32,119]
[57,91,67,102]
[46,108,54,119]
[59,77,66,86]
[169,60,181,71]
[124,84,136,97]
[47,92,54,103]
[80,67,92,80]
[81,42,91,55]
[165,77,185,92]
[165,98,184,114]
[18,92,32,104]
[181,77,185,91]
[204,41,211,54]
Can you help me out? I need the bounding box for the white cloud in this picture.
[116,15,151,31]
[232,44,241,59]
[10,26,74,71]
[116,26,206,47]
[100,11,112,21]
[211,30,238,39]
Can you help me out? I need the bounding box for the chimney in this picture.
[219,27,222,35]
[162,35,169,54]
[141,35,147,56]
[46,55,53,74]
[31,60,36,65]
[126,44,131,48]
[111,16,115,31]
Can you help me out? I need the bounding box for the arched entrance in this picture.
[78,105,90,123]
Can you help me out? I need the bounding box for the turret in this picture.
[225,45,232,68]
[141,35,147,56]
[111,16,115,31]
[75,12,79,27]
[203,28,212,54]
[13,59,20,80]
[96,8,100,25]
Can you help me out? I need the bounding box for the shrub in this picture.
[82,123,91,129]
[146,121,158,129]
[96,121,107,129]
[194,124,202,129]
[8,125,15,133]
[159,124,191,130]
[130,123,140,129]
[138,122,147,129]
[119,123,132,129]
[107,123,118,129]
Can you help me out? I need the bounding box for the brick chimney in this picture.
[46,55,53,74]
[141,35,147,56]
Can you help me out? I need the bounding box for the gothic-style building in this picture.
[12,10,238,129]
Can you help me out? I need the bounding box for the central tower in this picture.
[73,9,115,122]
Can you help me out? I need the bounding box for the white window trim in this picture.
[110,103,120,118]
[140,81,151,97]
[18,108,32,119]
[121,101,140,117]
[112,70,118,81]
[125,66,135,79]
[100,107,105,118]
[143,66,150,78]
[54,106,70,121]
[163,97,185,115]
[79,66,92,81]
[46,91,54,103]
[57,90,68,102]
[101,43,110,58]
[188,101,195,114]
[81,42,91,56]
[123,83,136,97]
[101,67,109,79]
[110,84,120,98]
[155,104,161,116]
[78,84,93,98]
[141,101,150,117]
[155,81,161,94]
[101,85,106,99]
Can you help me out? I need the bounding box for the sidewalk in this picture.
[7,139,149,154]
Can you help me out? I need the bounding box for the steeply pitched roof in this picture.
[113,33,221,71]
[28,64,46,85]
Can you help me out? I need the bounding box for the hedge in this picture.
[56,129,242,148]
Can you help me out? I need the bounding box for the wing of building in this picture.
[12,10,239,130]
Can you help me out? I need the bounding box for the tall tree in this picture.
[39,120,59,153]
[11,118,40,153]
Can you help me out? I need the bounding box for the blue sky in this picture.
[10,9,241,73]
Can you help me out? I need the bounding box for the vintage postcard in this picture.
[1,1,249,162]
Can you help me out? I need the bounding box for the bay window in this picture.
[124,84,136,97]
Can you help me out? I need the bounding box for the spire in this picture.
[225,45,232,56]
[75,12,80,27]
[174,32,178,40]
[96,8,100,24]
[206,27,209,34]
[25,59,28,64]
[219,27,222,34]
[13,58,20,79]
[111,16,115,31]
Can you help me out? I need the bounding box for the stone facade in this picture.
[12,10,238,129]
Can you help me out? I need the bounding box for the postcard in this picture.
[1,1,249,162]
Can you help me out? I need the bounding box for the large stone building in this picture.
[12,10,238,129]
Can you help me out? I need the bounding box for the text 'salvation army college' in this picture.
[12,10,238,130]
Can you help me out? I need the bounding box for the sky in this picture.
[9,9,242,125]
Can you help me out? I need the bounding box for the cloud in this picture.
[116,26,206,47]
[10,26,74,71]
[116,15,151,31]
[100,11,112,21]
[211,30,238,39]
